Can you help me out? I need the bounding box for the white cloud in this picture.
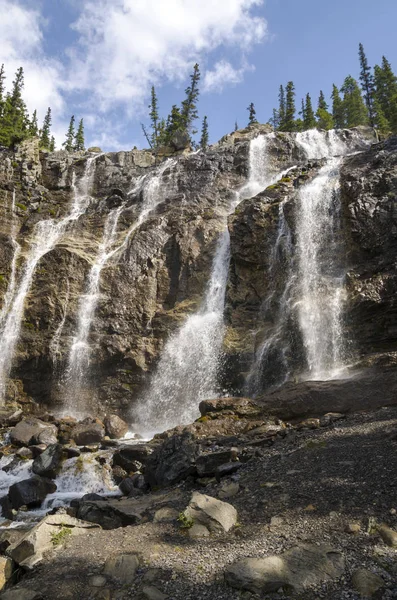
[203,60,254,93]
[69,0,268,112]
[0,0,65,142]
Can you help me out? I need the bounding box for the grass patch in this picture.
[51,525,72,547]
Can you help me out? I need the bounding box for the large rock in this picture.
[199,397,261,418]
[0,589,43,600]
[184,492,237,533]
[112,445,153,472]
[103,553,139,583]
[225,544,345,593]
[8,476,57,510]
[32,443,63,478]
[0,556,13,591]
[76,498,142,529]
[72,420,105,445]
[10,418,58,447]
[104,414,129,439]
[7,514,99,567]
[196,450,233,477]
[256,368,397,420]
[351,569,384,597]
[145,432,198,488]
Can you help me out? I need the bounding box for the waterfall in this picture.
[50,281,70,367]
[296,129,347,159]
[0,191,21,329]
[0,155,99,403]
[295,158,346,379]
[63,159,175,414]
[136,133,287,435]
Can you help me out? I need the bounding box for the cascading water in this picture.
[0,155,99,403]
[0,191,21,329]
[136,134,289,435]
[295,158,346,379]
[64,159,176,414]
[296,129,347,159]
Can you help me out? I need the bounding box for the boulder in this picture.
[199,397,261,418]
[378,523,397,547]
[196,451,232,477]
[112,445,152,472]
[142,586,168,600]
[104,414,128,439]
[10,418,58,447]
[16,447,33,460]
[76,499,142,529]
[8,476,57,510]
[225,544,345,593]
[145,432,198,488]
[103,553,139,583]
[351,569,384,597]
[0,556,13,591]
[153,507,179,523]
[215,462,243,482]
[184,492,237,533]
[72,420,105,446]
[7,514,99,567]
[188,524,210,539]
[32,444,63,478]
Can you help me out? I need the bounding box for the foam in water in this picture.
[296,129,347,159]
[0,191,21,331]
[0,156,99,403]
[136,133,287,435]
[295,157,346,379]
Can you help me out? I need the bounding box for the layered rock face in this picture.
[0,126,395,419]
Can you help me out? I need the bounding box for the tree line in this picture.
[0,65,85,151]
[246,44,397,135]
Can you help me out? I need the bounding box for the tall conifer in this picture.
[247,102,258,125]
[29,109,38,136]
[374,57,397,132]
[200,115,209,150]
[149,86,159,148]
[341,75,368,127]
[331,84,345,128]
[40,107,52,149]
[278,85,286,129]
[63,115,75,152]
[0,64,5,119]
[281,81,296,131]
[181,63,200,136]
[304,93,316,129]
[75,119,85,151]
[358,43,375,126]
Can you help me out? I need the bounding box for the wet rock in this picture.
[16,447,33,460]
[103,553,140,583]
[112,445,152,472]
[184,492,238,533]
[225,544,345,593]
[8,476,57,510]
[112,465,127,484]
[104,414,129,439]
[7,514,98,567]
[64,445,81,458]
[0,556,13,591]
[378,523,397,547]
[196,451,233,477]
[145,432,198,488]
[29,445,47,458]
[32,443,62,478]
[72,420,105,446]
[10,418,58,447]
[351,569,384,597]
[0,497,13,521]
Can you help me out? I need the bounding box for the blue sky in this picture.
[0,0,396,150]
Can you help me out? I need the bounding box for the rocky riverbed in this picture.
[0,382,396,599]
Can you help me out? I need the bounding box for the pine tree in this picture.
[149,85,159,148]
[269,109,280,129]
[300,99,306,122]
[278,85,286,129]
[318,90,328,111]
[304,93,316,129]
[63,115,75,152]
[29,109,38,136]
[75,119,85,151]
[200,115,209,150]
[316,90,333,129]
[164,105,185,145]
[280,81,296,131]
[49,136,56,152]
[247,102,258,125]
[373,98,390,135]
[0,64,5,119]
[234,120,239,132]
[341,75,368,127]
[181,63,200,136]
[331,84,345,128]
[358,43,375,126]
[40,107,52,149]
[0,67,29,147]
[374,57,397,133]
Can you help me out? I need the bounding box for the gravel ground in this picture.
[11,406,397,600]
